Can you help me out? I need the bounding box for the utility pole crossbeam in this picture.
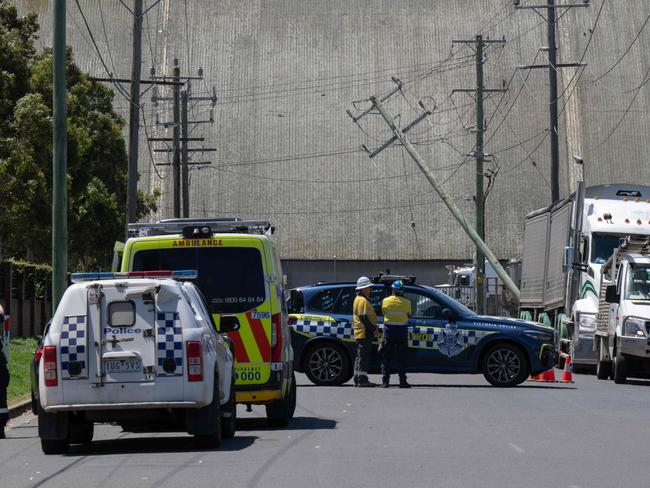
[370,97,520,300]
[451,35,506,314]
[515,0,590,203]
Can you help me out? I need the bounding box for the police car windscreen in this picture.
[132,247,266,313]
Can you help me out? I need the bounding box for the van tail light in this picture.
[186,341,204,382]
[43,346,58,387]
[34,347,44,364]
[271,313,283,362]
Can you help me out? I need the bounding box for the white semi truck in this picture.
[595,236,650,383]
[519,184,650,369]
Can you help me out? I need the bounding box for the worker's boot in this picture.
[357,376,376,388]
[399,378,411,389]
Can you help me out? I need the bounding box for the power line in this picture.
[587,64,650,152]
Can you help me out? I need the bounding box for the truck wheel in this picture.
[482,343,529,387]
[221,369,237,439]
[613,348,627,384]
[303,342,352,386]
[193,378,222,448]
[596,340,612,380]
[266,372,297,428]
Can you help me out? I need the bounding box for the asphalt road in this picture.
[1,371,649,488]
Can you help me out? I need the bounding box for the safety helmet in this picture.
[355,276,373,290]
[391,280,404,295]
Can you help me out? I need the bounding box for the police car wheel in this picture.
[303,343,351,386]
[41,438,70,455]
[193,377,222,448]
[482,343,528,387]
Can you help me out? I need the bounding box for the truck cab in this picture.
[595,238,650,383]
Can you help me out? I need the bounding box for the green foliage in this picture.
[6,259,52,300]
[7,337,38,405]
[0,2,159,269]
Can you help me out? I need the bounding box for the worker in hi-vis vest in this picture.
[380,281,412,388]
[352,277,378,387]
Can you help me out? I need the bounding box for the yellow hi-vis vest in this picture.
[381,295,411,326]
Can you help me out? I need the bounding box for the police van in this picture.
[37,270,238,454]
[115,218,296,427]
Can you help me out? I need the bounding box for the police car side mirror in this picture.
[441,308,456,322]
[220,315,240,333]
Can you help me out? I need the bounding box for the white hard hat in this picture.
[355,276,373,290]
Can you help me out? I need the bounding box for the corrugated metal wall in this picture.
[15,0,650,261]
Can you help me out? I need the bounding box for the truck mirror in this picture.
[219,315,240,333]
[605,285,619,304]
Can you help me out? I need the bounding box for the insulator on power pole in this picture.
[198,66,204,78]
[209,108,214,123]
[149,65,155,77]
[211,86,218,105]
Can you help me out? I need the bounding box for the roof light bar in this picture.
[71,270,197,283]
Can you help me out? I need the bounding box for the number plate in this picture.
[104,359,142,373]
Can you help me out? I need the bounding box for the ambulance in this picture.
[115,218,296,426]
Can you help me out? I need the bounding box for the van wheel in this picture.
[38,403,69,455]
[221,369,237,439]
[41,438,70,455]
[482,343,529,387]
[193,378,222,448]
[303,342,352,386]
[613,348,627,384]
[266,372,297,428]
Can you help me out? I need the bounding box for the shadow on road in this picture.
[64,434,257,456]
[236,416,337,431]
[405,384,577,390]
[623,379,650,387]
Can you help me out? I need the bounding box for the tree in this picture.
[0,2,159,269]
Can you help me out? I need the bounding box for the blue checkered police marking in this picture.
[61,315,88,379]
[156,312,183,376]
[295,319,353,339]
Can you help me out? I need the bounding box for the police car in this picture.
[37,270,238,454]
[288,275,557,387]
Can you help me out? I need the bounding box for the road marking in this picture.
[508,442,525,453]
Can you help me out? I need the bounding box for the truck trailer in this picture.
[519,184,650,369]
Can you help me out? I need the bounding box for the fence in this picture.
[0,260,53,338]
[435,278,520,318]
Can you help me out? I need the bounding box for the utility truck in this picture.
[595,236,650,383]
[519,184,650,369]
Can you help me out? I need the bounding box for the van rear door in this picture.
[92,283,157,383]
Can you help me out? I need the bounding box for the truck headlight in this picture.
[577,313,596,333]
[523,330,554,342]
[623,317,647,337]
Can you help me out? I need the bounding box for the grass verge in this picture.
[7,337,37,405]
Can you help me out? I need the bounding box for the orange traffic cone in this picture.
[560,353,574,383]
[538,366,556,383]
[528,373,540,382]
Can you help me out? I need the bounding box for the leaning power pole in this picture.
[52,0,67,311]
[451,35,506,314]
[172,59,181,218]
[515,0,589,203]
[126,0,143,231]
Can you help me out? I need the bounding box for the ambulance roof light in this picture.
[70,270,197,283]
